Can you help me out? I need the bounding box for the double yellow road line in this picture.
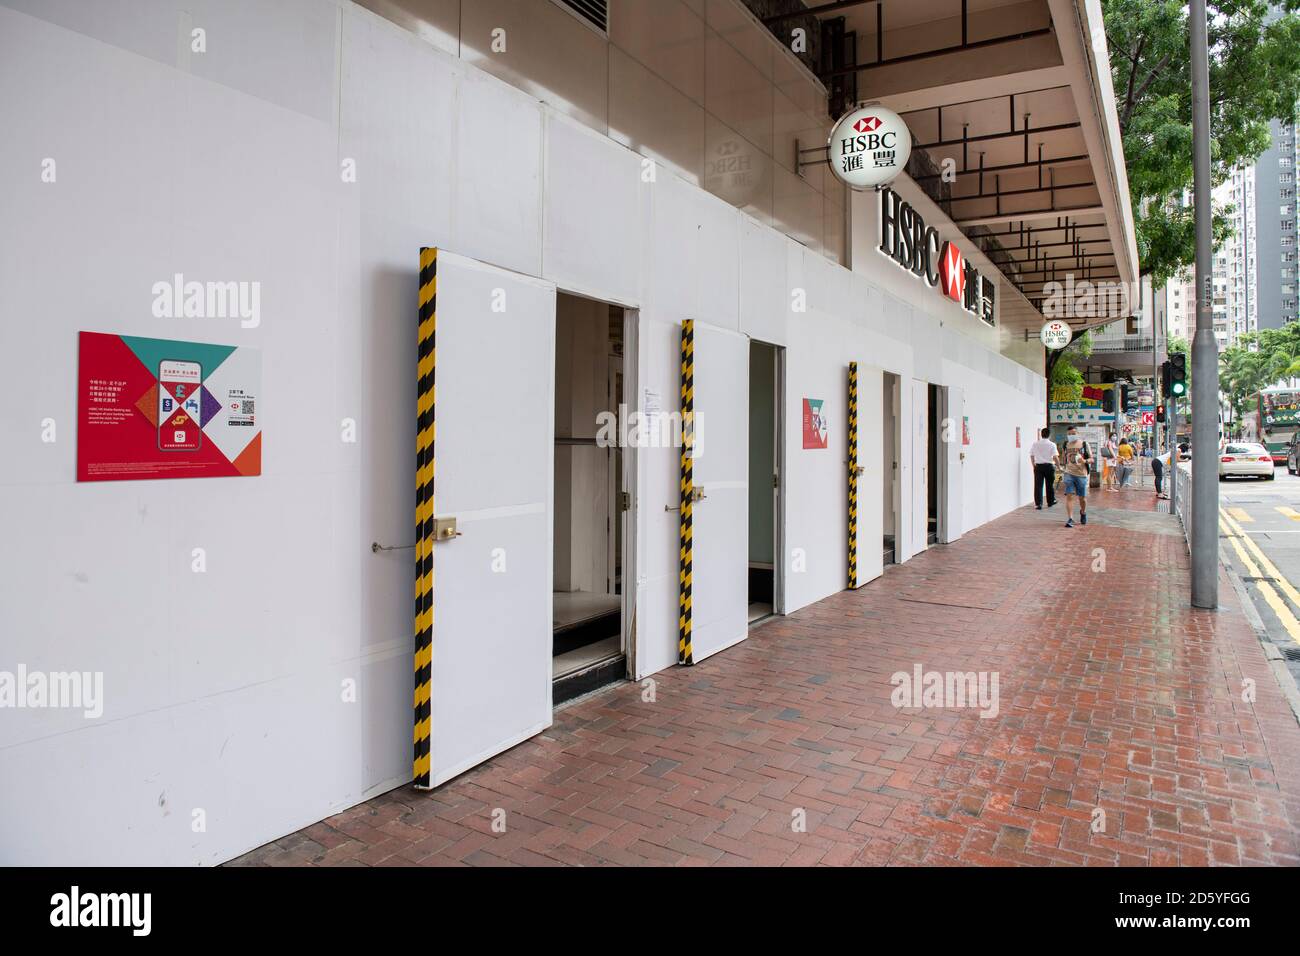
[1220,508,1300,646]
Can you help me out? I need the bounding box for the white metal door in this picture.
[689,323,749,663]
[429,251,556,787]
[852,364,884,586]
[941,386,964,543]
[910,379,929,556]
[889,375,901,549]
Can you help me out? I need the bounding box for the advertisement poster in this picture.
[77,331,262,482]
[1049,382,1116,425]
[802,398,828,449]
[962,416,971,445]
[1016,426,1021,448]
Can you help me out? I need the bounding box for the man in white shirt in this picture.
[1029,427,1059,509]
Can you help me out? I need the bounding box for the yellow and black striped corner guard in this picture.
[413,247,436,788]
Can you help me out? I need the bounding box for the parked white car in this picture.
[1219,442,1276,480]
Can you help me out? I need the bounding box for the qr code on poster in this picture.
[240,400,255,415]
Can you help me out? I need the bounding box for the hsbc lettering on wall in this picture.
[877,185,996,327]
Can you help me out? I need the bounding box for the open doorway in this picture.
[882,372,900,565]
[552,293,628,703]
[748,340,782,624]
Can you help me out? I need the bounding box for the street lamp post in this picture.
[1190,0,1218,609]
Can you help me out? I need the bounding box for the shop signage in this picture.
[827,105,911,190]
[1049,383,1116,425]
[1040,319,1072,350]
[878,186,996,326]
[77,331,262,481]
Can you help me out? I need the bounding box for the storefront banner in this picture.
[77,331,262,482]
[1049,383,1116,425]
[802,398,828,449]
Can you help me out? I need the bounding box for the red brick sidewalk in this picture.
[231,490,1300,866]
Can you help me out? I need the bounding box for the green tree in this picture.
[1219,323,1300,421]
[1103,0,1300,282]
[1047,331,1094,402]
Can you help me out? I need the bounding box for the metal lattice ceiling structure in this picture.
[762,0,1139,338]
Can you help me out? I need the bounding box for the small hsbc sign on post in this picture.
[827,105,912,190]
[1040,319,1072,350]
[877,186,996,326]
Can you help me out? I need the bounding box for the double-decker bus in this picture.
[1256,387,1300,462]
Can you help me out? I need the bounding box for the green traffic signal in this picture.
[1171,381,1186,396]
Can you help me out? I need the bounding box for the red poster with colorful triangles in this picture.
[77,331,261,481]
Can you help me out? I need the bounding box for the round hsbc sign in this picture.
[1040,320,1072,350]
[827,105,911,189]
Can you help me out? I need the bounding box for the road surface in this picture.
[1217,466,1300,688]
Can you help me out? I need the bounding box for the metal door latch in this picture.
[371,515,461,553]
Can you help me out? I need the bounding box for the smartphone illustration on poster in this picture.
[158,359,203,451]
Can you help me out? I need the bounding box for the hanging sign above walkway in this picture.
[1040,320,1072,350]
[827,105,911,189]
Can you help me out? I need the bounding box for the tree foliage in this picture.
[1219,324,1300,421]
[1048,331,1094,402]
[1103,0,1300,282]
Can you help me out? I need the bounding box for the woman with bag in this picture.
[1116,435,1135,488]
[1100,433,1117,489]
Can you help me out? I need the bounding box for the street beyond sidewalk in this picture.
[232,490,1300,867]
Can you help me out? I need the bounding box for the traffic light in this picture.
[1169,352,1187,398]
[1160,360,1171,398]
[1156,404,1166,424]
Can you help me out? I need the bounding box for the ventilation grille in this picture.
[555,0,608,35]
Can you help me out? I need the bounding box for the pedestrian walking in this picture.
[1116,435,1135,488]
[1065,425,1092,480]
[1100,432,1117,489]
[1062,444,1089,527]
[1029,427,1058,510]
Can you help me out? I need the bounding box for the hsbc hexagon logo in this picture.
[853,116,881,134]
[938,241,966,303]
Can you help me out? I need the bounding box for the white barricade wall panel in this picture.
[0,0,1050,864]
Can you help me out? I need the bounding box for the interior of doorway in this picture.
[552,293,627,704]
[882,371,900,565]
[748,340,781,624]
[927,383,940,546]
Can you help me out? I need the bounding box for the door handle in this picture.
[665,487,707,511]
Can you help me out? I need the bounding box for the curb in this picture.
[1220,542,1300,728]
